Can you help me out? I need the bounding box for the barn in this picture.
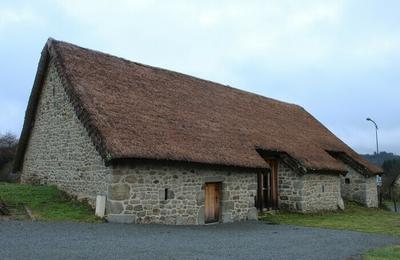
[13,39,381,224]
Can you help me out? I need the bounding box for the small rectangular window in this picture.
[345,178,350,184]
[164,188,168,200]
[321,185,325,193]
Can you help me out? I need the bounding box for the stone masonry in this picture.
[340,164,378,207]
[278,162,341,212]
[108,163,258,225]
[21,60,112,206]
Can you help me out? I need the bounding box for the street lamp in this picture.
[366,117,381,206]
[366,118,379,155]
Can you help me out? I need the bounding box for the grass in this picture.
[260,202,400,236]
[0,182,101,222]
[364,246,400,260]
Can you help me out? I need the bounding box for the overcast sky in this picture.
[1,0,399,155]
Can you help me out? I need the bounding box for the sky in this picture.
[0,0,399,155]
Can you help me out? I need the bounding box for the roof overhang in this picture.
[327,150,382,177]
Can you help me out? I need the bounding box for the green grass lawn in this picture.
[260,202,400,236]
[364,245,400,260]
[0,182,101,222]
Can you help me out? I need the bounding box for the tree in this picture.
[0,132,18,148]
[0,132,18,167]
[381,159,400,199]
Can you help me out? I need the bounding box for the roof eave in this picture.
[107,157,269,173]
[327,150,383,176]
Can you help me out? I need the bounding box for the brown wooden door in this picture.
[257,160,279,210]
[205,182,220,223]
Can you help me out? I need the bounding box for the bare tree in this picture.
[0,132,18,166]
[0,132,18,148]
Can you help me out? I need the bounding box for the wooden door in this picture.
[205,182,220,223]
[257,160,279,210]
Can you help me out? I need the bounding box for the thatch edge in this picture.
[108,157,268,173]
[13,38,113,172]
[327,151,383,176]
[49,39,113,162]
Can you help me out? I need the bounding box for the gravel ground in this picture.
[0,220,399,260]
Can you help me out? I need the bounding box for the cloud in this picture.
[52,0,400,75]
[351,35,400,67]
[48,1,348,82]
[288,2,342,30]
[0,6,39,29]
[1,0,399,153]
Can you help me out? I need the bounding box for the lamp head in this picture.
[366,118,371,121]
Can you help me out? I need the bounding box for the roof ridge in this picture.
[48,38,300,109]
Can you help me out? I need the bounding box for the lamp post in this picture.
[366,117,381,206]
[366,118,379,155]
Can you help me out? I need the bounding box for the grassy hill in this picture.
[0,182,101,222]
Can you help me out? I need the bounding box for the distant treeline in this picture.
[361,151,400,166]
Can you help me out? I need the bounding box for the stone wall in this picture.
[278,162,341,212]
[301,173,341,211]
[340,164,378,207]
[278,163,303,211]
[107,163,258,225]
[21,60,111,206]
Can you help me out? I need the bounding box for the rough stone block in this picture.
[124,175,137,184]
[222,201,234,211]
[197,206,205,225]
[108,201,124,214]
[168,189,175,199]
[248,183,257,190]
[176,216,184,225]
[222,213,233,223]
[109,184,130,200]
[133,205,143,211]
[247,207,258,220]
[293,181,303,189]
[296,202,304,211]
[196,191,204,206]
[107,214,136,224]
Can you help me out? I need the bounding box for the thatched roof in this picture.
[13,39,382,175]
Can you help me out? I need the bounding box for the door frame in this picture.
[204,182,221,223]
[257,160,279,211]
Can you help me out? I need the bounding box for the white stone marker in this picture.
[95,194,106,218]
